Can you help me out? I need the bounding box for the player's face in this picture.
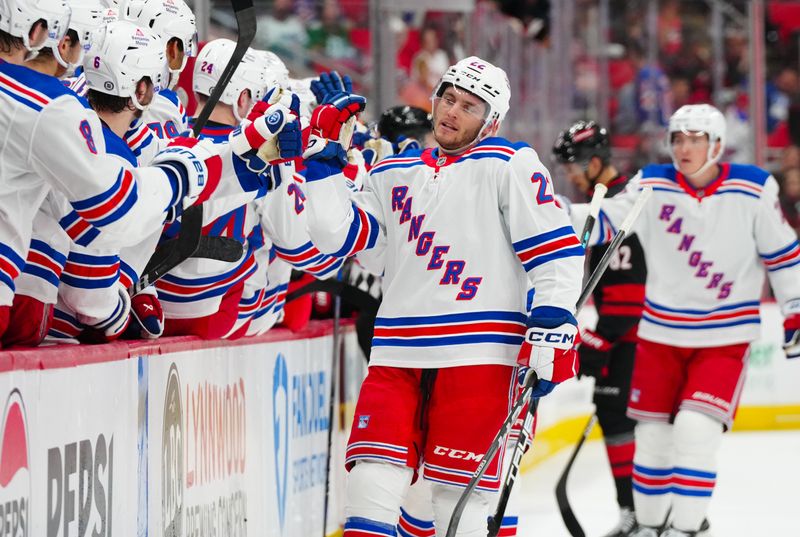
[432,86,488,151]
[671,131,716,176]
[563,163,591,194]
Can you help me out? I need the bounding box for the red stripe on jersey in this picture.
[373,321,525,339]
[26,251,64,277]
[0,72,49,105]
[764,247,800,266]
[517,235,581,263]
[0,257,21,280]
[644,304,760,322]
[64,217,92,241]
[63,261,120,279]
[77,169,135,221]
[352,208,371,254]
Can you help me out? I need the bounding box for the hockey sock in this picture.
[632,421,673,527]
[431,482,494,537]
[344,461,413,536]
[605,431,635,508]
[398,478,435,537]
[670,410,722,532]
[398,508,435,537]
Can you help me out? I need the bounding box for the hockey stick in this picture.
[129,0,256,296]
[554,187,652,537]
[322,283,343,537]
[578,183,608,248]
[549,185,612,537]
[487,183,610,537]
[554,415,598,537]
[446,187,652,537]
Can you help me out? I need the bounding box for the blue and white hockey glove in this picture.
[310,71,353,105]
[516,307,580,398]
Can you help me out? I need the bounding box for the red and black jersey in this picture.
[588,175,647,343]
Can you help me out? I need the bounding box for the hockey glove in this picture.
[342,148,367,191]
[361,137,394,168]
[517,306,579,398]
[303,93,367,167]
[783,300,800,359]
[234,89,302,169]
[310,71,353,105]
[153,137,222,216]
[247,86,301,122]
[577,327,612,378]
[79,284,132,343]
[395,135,422,154]
[229,104,298,157]
[351,121,371,149]
[129,286,164,339]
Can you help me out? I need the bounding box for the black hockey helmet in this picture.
[377,105,433,144]
[552,120,611,165]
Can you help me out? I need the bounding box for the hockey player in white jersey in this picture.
[155,40,308,338]
[6,0,113,346]
[120,0,195,143]
[302,57,584,536]
[48,19,172,343]
[568,104,800,537]
[0,0,225,343]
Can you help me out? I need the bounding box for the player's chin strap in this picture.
[168,55,188,90]
[671,133,725,181]
[438,117,500,156]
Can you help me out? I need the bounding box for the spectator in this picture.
[306,0,357,61]
[767,66,800,133]
[782,145,800,172]
[255,0,307,64]
[410,26,450,94]
[779,167,800,236]
[658,0,682,58]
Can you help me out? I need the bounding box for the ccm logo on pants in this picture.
[433,446,484,462]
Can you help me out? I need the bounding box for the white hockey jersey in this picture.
[304,137,585,369]
[0,59,184,306]
[573,162,800,347]
[140,88,188,140]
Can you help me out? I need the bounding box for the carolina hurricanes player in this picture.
[0,0,223,343]
[119,0,195,140]
[553,120,646,537]
[302,57,584,536]
[568,104,800,537]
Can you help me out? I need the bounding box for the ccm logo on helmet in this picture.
[433,446,484,462]
[525,330,576,345]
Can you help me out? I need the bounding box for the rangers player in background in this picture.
[553,120,646,537]
[5,0,111,346]
[119,0,196,141]
[568,104,800,537]
[302,57,584,536]
[0,0,222,343]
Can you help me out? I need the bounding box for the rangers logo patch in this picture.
[357,415,370,429]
